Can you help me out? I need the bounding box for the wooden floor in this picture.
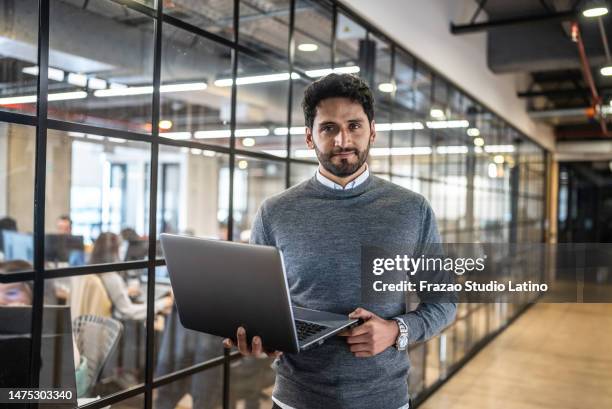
[420,303,612,409]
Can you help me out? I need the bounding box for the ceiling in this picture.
[453,0,612,142]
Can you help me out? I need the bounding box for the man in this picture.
[223,73,456,408]
[56,214,72,235]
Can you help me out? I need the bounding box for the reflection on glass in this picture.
[160,24,233,148]
[45,131,151,268]
[0,122,35,265]
[164,0,234,40]
[233,157,286,242]
[293,0,332,73]
[48,0,155,133]
[235,53,289,156]
[154,366,222,409]
[229,355,275,409]
[239,0,290,58]
[335,13,366,74]
[289,162,318,186]
[0,0,38,116]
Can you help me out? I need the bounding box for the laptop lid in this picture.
[160,234,300,353]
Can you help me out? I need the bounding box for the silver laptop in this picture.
[160,233,359,353]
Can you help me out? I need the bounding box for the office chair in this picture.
[72,315,123,397]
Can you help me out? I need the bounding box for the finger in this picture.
[252,336,263,355]
[236,327,249,354]
[223,338,234,349]
[345,322,371,337]
[266,351,283,358]
[349,343,372,353]
[349,307,374,320]
[345,334,371,344]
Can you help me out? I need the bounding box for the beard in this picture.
[313,140,371,177]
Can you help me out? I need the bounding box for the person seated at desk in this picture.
[0,261,32,306]
[84,232,173,321]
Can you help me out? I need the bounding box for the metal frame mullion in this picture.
[29,0,50,394]
[285,0,296,188]
[389,43,396,179]
[0,111,37,126]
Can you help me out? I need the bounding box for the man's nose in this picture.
[334,127,351,148]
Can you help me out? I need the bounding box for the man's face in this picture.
[306,97,375,177]
[57,219,71,235]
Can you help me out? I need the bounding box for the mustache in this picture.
[331,148,359,155]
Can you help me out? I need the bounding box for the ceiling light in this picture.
[94,82,206,97]
[235,128,269,137]
[67,73,88,87]
[214,73,299,87]
[160,132,191,140]
[22,66,65,82]
[108,137,126,143]
[375,122,424,131]
[436,146,468,154]
[88,77,107,90]
[68,132,85,138]
[238,160,248,169]
[467,127,480,137]
[159,120,173,130]
[298,43,319,52]
[160,82,207,92]
[493,154,505,164]
[242,137,256,147]
[0,91,87,105]
[378,83,396,93]
[190,148,202,155]
[473,137,485,147]
[430,108,445,118]
[601,65,612,76]
[203,150,216,157]
[273,127,306,135]
[484,144,515,153]
[305,66,360,78]
[426,120,469,129]
[488,163,498,178]
[86,134,104,141]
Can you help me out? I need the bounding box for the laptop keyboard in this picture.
[295,320,328,341]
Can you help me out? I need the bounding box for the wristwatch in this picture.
[392,317,409,351]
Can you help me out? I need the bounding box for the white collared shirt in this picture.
[315,164,370,190]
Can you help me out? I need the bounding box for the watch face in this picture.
[399,336,408,349]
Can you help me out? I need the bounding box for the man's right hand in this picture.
[222,326,283,358]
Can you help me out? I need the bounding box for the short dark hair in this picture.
[302,73,374,129]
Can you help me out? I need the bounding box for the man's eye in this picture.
[349,123,361,129]
[321,126,334,132]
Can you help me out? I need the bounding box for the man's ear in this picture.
[369,120,377,143]
[305,127,315,149]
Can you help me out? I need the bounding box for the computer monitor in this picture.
[44,234,85,264]
[124,239,148,261]
[0,305,76,408]
[2,231,34,262]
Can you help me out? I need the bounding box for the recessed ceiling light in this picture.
[473,137,485,147]
[159,120,173,130]
[583,3,608,18]
[601,65,612,76]
[298,43,319,52]
[430,108,445,118]
[238,160,248,169]
[494,154,505,164]
[378,83,396,93]
[242,137,256,147]
[467,127,480,137]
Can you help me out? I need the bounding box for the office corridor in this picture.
[421,303,612,409]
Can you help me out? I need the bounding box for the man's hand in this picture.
[338,308,399,357]
[222,327,283,358]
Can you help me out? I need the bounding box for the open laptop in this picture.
[160,233,359,353]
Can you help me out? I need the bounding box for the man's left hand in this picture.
[338,307,399,357]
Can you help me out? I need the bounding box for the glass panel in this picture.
[164,1,234,41]
[154,367,222,409]
[232,157,286,242]
[235,53,289,157]
[0,122,35,266]
[160,24,233,148]
[239,0,290,59]
[45,131,151,268]
[229,356,275,409]
[293,0,332,73]
[334,13,366,74]
[44,273,148,401]
[0,0,38,116]
[48,0,155,133]
[289,161,318,186]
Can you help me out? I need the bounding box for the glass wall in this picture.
[0,0,547,408]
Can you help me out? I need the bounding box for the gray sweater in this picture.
[250,174,457,409]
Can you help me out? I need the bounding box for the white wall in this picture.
[340,0,555,151]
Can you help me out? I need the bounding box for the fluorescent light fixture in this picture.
[203,150,216,157]
[190,148,203,155]
[583,6,608,17]
[22,66,65,82]
[484,144,515,153]
[488,163,498,178]
[68,73,88,87]
[160,82,207,92]
[378,83,396,93]
[298,43,319,52]
[473,137,485,147]
[430,108,445,118]
[214,73,299,87]
[475,146,483,153]
[0,90,86,105]
[159,120,173,130]
[108,137,126,144]
[601,65,612,76]
[274,127,306,135]
[86,134,104,141]
[467,127,480,137]
[305,66,360,78]
[88,77,108,90]
[94,82,206,97]
[494,154,505,164]
[194,129,231,139]
[242,137,256,147]
[68,132,85,138]
[48,91,88,101]
[180,147,189,153]
[235,128,269,137]
[370,147,433,156]
[375,122,424,131]
[436,146,468,154]
[238,160,248,169]
[160,132,191,140]
[426,120,469,129]
[110,83,128,89]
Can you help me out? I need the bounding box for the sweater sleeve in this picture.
[101,272,165,321]
[249,204,272,246]
[395,197,457,344]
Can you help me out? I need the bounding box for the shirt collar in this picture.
[315,164,370,190]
